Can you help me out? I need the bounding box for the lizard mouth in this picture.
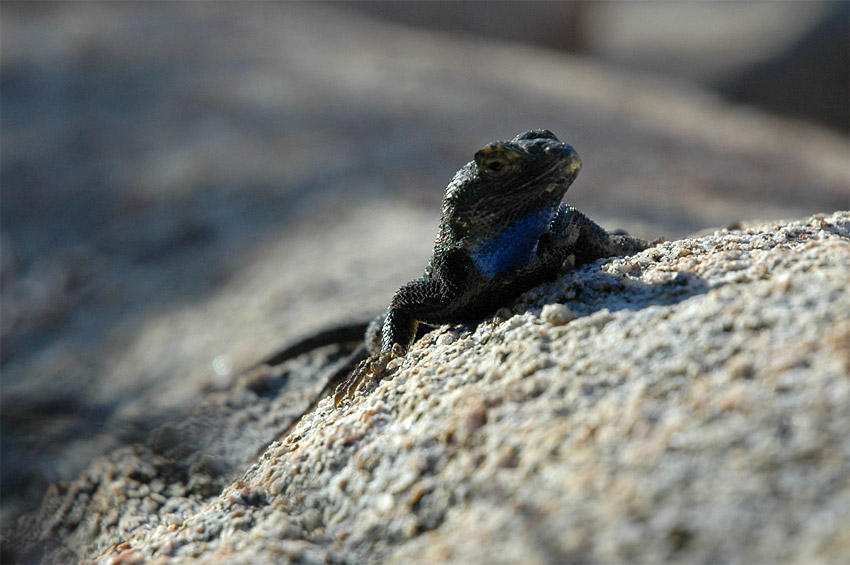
[562,151,582,177]
[508,161,580,200]
[539,147,582,192]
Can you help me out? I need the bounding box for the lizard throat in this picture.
[470,204,557,279]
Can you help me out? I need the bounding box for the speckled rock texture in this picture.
[8,211,849,563]
[4,3,849,537]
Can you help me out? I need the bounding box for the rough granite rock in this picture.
[3,3,848,533]
[7,211,849,563]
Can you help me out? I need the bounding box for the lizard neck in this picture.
[469,203,558,279]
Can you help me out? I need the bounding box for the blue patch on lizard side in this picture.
[471,205,556,279]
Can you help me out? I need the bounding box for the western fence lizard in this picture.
[254,129,653,415]
[332,129,652,404]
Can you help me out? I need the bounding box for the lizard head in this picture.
[472,130,581,197]
[441,130,582,240]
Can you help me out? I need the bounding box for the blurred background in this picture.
[1,1,847,532]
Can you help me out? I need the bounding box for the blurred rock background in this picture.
[1,1,847,534]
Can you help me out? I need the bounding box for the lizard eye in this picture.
[476,152,512,178]
[486,159,504,173]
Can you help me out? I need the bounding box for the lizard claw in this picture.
[333,354,387,407]
[333,344,402,407]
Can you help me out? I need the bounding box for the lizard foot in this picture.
[333,344,403,407]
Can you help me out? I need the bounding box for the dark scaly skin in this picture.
[335,129,652,405]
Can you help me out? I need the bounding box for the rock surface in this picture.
[3,2,849,554]
[3,7,848,521]
[7,211,849,563]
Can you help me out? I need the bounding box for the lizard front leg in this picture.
[548,204,652,265]
[334,277,451,405]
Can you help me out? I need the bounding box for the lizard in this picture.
[332,129,651,405]
[251,129,653,411]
